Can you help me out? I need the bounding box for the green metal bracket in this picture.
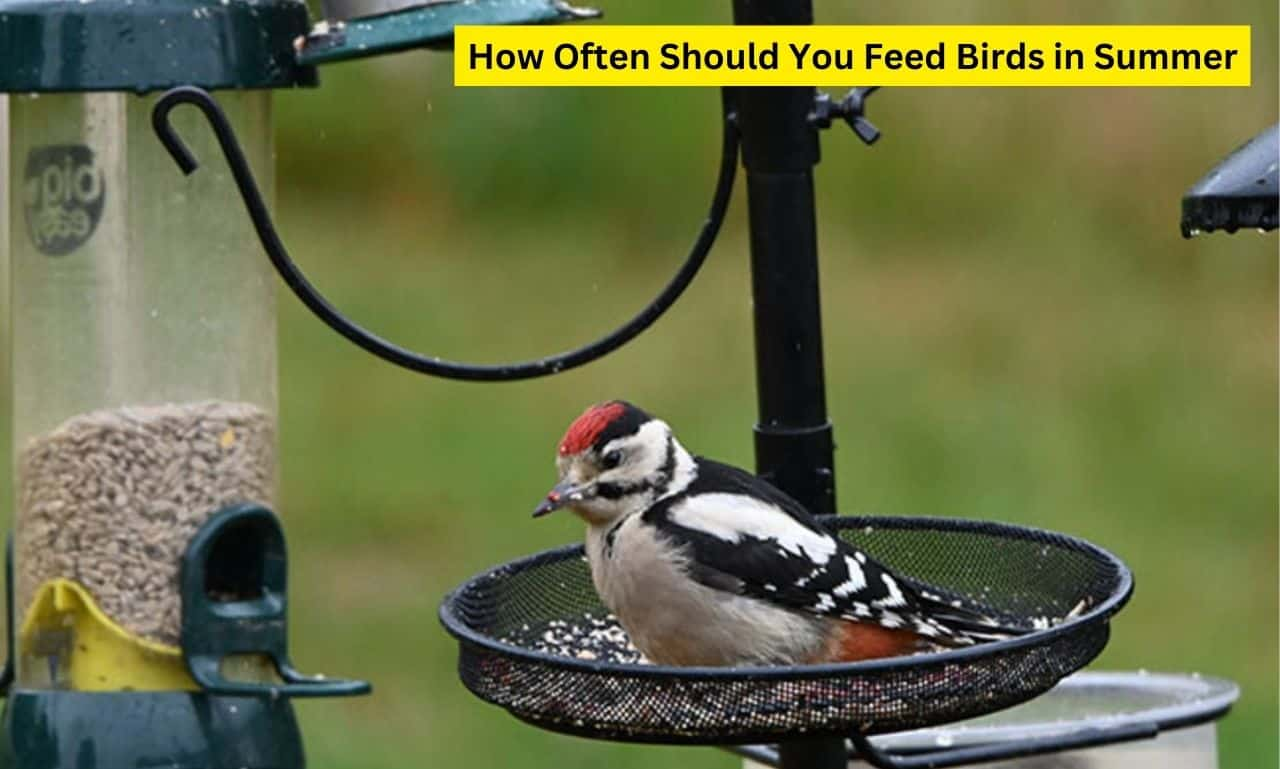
[0,0,316,93]
[297,0,600,66]
[181,504,371,698]
[0,0,600,91]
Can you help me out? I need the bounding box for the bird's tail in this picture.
[908,585,1091,647]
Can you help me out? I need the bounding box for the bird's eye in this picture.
[601,450,623,469]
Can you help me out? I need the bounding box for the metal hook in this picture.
[152,86,739,382]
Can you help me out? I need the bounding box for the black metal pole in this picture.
[731,0,836,520]
[776,738,848,769]
[732,2,841,768]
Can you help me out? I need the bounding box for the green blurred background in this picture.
[10,0,1280,767]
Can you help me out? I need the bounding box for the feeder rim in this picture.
[730,671,1239,768]
[858,670,1238,748]
[438,514,1134,681]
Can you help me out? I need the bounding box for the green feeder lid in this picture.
[297,0,600,66]
[0,0,317,93]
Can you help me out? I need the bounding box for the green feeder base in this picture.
[0,690,305,769]
[0,507,369,769]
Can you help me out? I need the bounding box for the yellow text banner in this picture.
[454,25,1251,87]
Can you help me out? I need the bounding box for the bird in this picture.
[532,400,1028,667]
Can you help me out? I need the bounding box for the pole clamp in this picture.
[810,87,882,145]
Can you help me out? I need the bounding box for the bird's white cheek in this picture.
[574,494,632,526]
[572,501,615,526]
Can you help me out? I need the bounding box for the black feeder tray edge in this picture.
[439,515,1133,759]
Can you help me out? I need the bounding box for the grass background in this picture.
[4,0,1280,767]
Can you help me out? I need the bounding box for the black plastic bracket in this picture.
[810,87,882,145]
[180,504,371,698]
[753,422,836,519]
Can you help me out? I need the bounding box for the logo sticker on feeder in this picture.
[24,145,106,256]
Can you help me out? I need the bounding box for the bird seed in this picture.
[17,401,276,646]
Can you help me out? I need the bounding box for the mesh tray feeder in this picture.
[440,516,1132,746]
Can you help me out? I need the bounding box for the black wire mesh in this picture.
[439,516,1132,745]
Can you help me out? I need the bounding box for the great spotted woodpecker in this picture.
[533,401,1026,666]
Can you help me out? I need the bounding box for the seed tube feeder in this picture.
[9,61,283,679]
[0,0,382,765]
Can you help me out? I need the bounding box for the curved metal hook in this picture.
[152,86,739,382]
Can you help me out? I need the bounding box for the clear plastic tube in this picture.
[8,91,277,688]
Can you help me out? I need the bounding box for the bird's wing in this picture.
[645,459,1021,645]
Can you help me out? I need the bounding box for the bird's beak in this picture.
[532,480,589,518]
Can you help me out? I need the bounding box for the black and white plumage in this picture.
[533,401,1024,667]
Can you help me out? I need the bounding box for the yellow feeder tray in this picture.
[19,579,196,691]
